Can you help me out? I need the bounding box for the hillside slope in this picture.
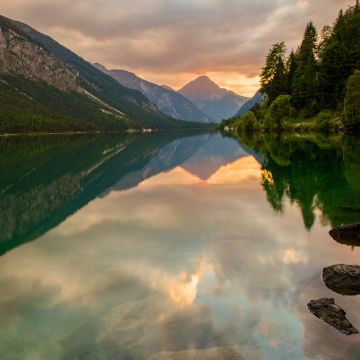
[0,15,203,131]
[0,75,133,132]
[234,90,264,117]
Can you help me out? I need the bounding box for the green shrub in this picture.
[239,111,258,132]
[315,110,333,132]
[269,95,292,129]
[264,112,274,130]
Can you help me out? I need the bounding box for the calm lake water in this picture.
[0,132,359,360]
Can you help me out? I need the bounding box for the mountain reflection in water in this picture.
[0,132,359,360]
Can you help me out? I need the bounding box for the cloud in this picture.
[0,0,354,95]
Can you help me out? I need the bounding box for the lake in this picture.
[0,132,359,360]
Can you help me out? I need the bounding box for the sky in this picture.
[0,0,354,96]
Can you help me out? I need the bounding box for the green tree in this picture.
[344,70,360,130]
[239,111,258,132]
[286,50,297,95]
[292,22,319,113]
[260,42,288,103]
[268,95,292,130]
[296,22,318,66]
[318,39,348,108]
[318,2,360,108]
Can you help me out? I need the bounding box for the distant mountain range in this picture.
[179,75,249,123]
[94,63,212,123]
[234,90,264,117]
[0,15,208,132]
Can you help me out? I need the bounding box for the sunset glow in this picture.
[0,0,352,96]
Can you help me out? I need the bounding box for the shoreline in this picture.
[0,127,215,138]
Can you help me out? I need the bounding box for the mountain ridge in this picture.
[94,63,213,123]
[161,85,175,92]
[234,90,264,118]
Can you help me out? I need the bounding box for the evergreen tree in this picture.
[319,2,360,108]
[296,22,318,67]
[286,50,297,95]
[260,42,287,103]
[344,70,360,130]
[292,22,319,113]
[253,0,360,131]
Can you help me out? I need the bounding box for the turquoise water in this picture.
[0,132,359,359]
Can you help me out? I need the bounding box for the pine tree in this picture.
[318,2,360,108]
[260,42,288,104]
[292,22,319,113]
[296,22,318,67]
[286,50,297,95]
[344,70,360,130]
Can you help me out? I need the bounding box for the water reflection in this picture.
[0,132,212,254]
[234,132,360,231]
[0,132,359,359]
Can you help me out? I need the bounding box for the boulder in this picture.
[307,298,359,335]
[323,264,360,295]
[329,224,360,247]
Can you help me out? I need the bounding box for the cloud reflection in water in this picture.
[0,136,359,360]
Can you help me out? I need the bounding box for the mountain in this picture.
[94,63,212,123]
[0,15,204,132]
[234,90,264,117]
[178,75,249,123]
[161,85,175,92]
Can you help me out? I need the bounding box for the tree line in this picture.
[260,0,360,130]
[222,1,360,133]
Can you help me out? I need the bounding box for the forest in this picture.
[221,0,360,133]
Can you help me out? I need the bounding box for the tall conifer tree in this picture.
[286,50,297,96]
[292,22,319,113]
[319,2,360,108]
[260,42,287,103]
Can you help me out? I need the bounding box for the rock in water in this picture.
[329,224,360,247]
[323,264,360,295]
[307,298,359,335]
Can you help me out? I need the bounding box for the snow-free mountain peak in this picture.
[178,75,249,122]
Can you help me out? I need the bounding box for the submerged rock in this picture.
[323,264,360,296]
[329,224,360,247]
[307,298,359,335]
